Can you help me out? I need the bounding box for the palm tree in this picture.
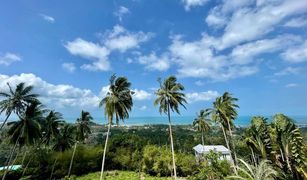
[0,82,39,130]
[227,159,278,180]
[99,75,133,180]
[76,110,93,142]
[3,101,44,180]
[52,123,75,152]
[154,76,187,179]
[41,110,64,146]
[68,110,93,177]
[193,109,211,146]
[211,92,239,165]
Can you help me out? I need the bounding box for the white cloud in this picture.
[221,0,253,13]
[205,7,227,28]
[182,0,209,11]
[99,86,151,101]
[138,52,170,71]
[104,25,153,52]
[139,105,147,110]
[231,35,302,64]
[65,38,110,60]
[114,6,130,22]
[99,85,110,97]
[39,14,55,23]
[281,40,307,63]
[0,53,21,66]
[65,25,152,72]
[133,89,152,100]
[285,83,299,88]
[186,91,219,103]
[169,35,258,81]
[217,0,307,49]
[0,74,151,110]
[0,73,100,109]
[284,17,307,27]
[195,80,204,86]
[80,59,111,71]
[274,67,301,76]
[64,38,111,71]
[62,62,76,73]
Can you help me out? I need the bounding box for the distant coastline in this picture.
[62,115,307,127]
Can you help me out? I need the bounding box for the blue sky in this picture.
[0,0,307,119]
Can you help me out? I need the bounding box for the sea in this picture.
[65,116,307,127]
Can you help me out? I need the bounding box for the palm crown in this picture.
[7,101,45,146]
[76,110,93,142]
[193,109,211,132]
[99,75,133,124]
[0,82,39,130]
[154,76,187,115]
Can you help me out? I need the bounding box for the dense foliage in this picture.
[0,79,306,180]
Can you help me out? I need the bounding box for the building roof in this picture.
[193,144,231,154]
[0,165,22,171]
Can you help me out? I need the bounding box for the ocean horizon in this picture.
[64,115,307,127]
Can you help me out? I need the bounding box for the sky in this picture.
[0,0,307,119]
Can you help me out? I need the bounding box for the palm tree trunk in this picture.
[226,119,238,165]
[0,112,11,131]
[2,134,20,180]
[9,149,20,171]
[21,150,27,167]
[201,131,205,146]
[221,125,237,175]
[100,122,111,180]
[49,157,58,180]
[68,142,77,177]
[21,157,32,177]
[167,103,177,180]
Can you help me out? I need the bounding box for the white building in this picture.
[193,144,232,161]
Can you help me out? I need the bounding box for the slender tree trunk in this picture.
[21,150,27,167]
[100,122,111,180]
[2,134,20,180]
[250,148,256,165]
[201,131,205,146]
[167,104,177,180]
[221,125,237,174]
[0,112,11,131]
[9,149,20,171]
[21,157,32,177]
[68,142,77,177]
[201,130,205,160]
[49,157,58,180]
[226,119,238,165]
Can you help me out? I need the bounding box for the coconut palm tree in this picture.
[0,82,39,131]
[52,123,75,152]
[41,110,64,146]
[3,101,44,180]
[99,75,133,180]
[227,159,278,180]
[68,110,93,177]
[211,92,239,164]
[154,76,187,179]
[76,110,93,142]
[193,109,211,146]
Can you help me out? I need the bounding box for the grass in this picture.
[75,171,173,180]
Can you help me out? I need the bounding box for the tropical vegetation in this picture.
[0,76,306,180]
